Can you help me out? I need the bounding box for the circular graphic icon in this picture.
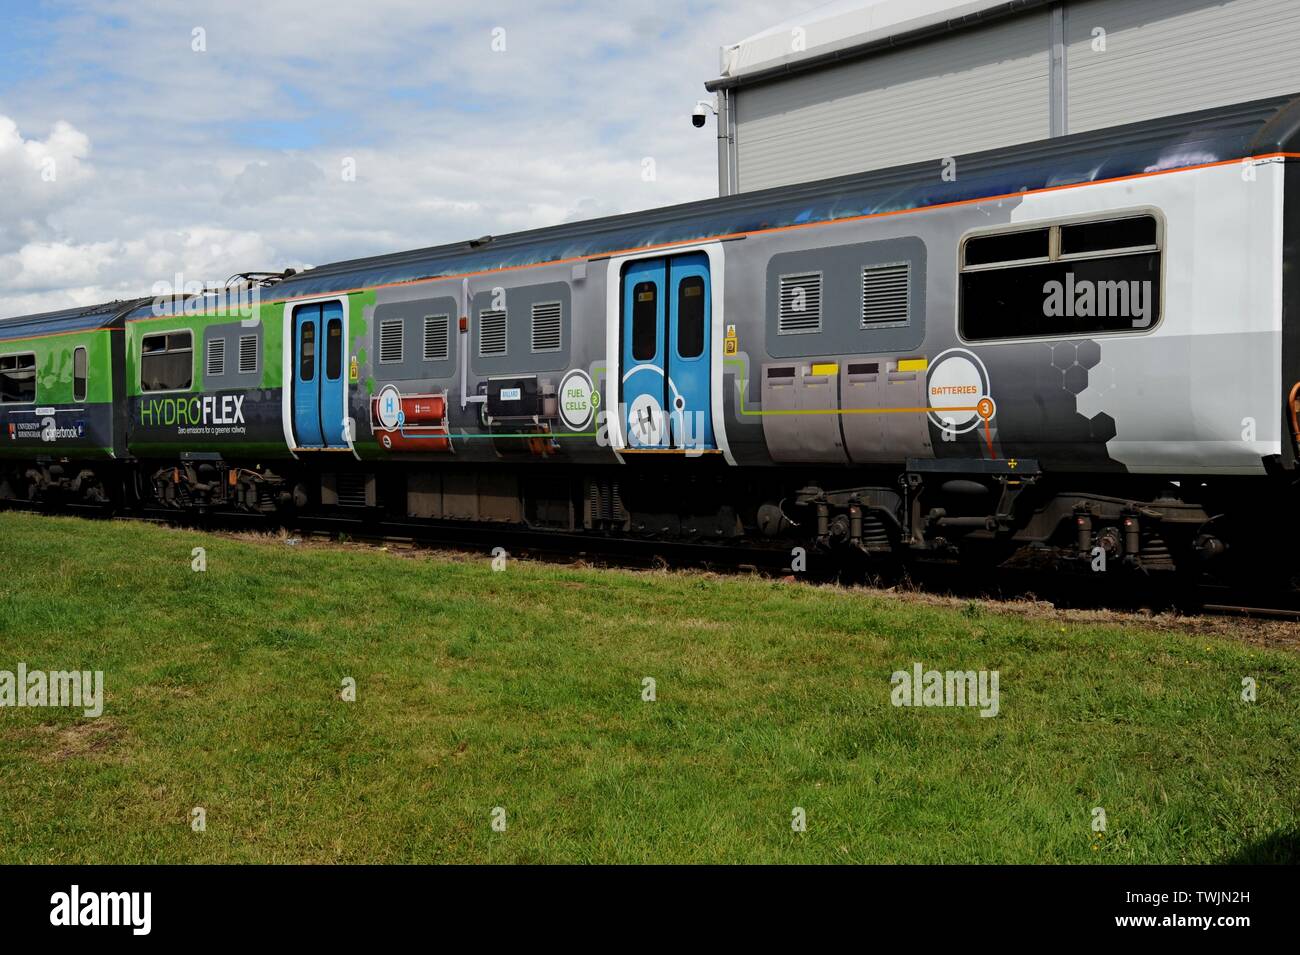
[627,393,665,446]
[926,348,992,433]
[376,384,403,430]
[558,369,595,430]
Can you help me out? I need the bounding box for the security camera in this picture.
[692,100,716,128]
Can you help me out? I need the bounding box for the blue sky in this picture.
[0,0,817,315]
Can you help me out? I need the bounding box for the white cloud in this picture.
[0,0,819,317]
[0,116,93,255]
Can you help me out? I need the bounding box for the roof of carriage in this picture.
[0,298,151,340]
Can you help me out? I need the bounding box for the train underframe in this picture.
[1,453,1290,586]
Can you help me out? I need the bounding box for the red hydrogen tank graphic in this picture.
[371,386,450,452]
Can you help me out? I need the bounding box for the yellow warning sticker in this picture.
[811,362,839,376]
[898,357,928,372]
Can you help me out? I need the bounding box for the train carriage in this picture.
[5,91,1300,581]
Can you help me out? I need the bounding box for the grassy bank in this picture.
[0,511,1296,863]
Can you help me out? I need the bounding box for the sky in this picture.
[0,0,824,317]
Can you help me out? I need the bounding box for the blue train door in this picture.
[620,253,714,451]
[319,302,346,446]
[292,302,348,449]
[667,253,713,450]
[621,259,668,448]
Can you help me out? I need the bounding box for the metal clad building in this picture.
[707,0,1300,194]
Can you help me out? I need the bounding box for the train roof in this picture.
[0,298,150,340]
[5,91,1300,333]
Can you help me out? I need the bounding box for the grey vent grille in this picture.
[423,314,449,361]
[778,272,822,335]
[861,263,910,327]
[479,309,507,356]
[531,301,562,353]
[379,319,403,364]
[238,335,258,374]
[205,338,225,377]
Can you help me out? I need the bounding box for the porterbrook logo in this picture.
[50,885,151,936]
[0,664,103,717]
[890,662,1000,717]
[139,394,245,427]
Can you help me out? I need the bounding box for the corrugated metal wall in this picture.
[1065,0,1300,134]
[728,0,1300,193]
[733,10,1052,192]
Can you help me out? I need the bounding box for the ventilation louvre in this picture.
[531,301,562,353]
[423,314,449,361]
[336,473,368,508]
[861,263,911,327]
[205,338,225,377]
[479,309,507,356]
[238,335,258,374]
[778,272,822,335]
[379,319,403,364]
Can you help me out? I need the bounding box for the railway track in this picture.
[6,500,1300,622]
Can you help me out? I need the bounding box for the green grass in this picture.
[0,510,1297,864]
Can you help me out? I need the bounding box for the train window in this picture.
[1060,217,1157,258]
[238,335,258,375]
[73,347,87,402]
[299,323,315,380]
[963,228,1050,268]
[141,331,193,392]
[326,318,343,380]
[677,277,705,359]
[960,214,1161,342]
[531,301,562,353]
[423,315,450,361]
[378,319,403,364]
[631,282,657,360]
[0,353,36,403]
[206,338,225,378]
[777,272,822,335]
[479,309,507,356]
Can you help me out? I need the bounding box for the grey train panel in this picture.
[840,358,932,464]
[469,280,572,377]
[760,362,848,465]
[763,236,927,358]
[371,295,459,381]
[200,320,262,390]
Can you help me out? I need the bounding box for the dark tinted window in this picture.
[300,322,315,380]
[961,252,1160,341]
[1060,216,1158,256]
[631,281,658,361]
[964,228,1050,267]
[677,276,705,359]
[0,353,36,403]
[140,331,193,391]
[73,347,87,402]
[326,318,343,380]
